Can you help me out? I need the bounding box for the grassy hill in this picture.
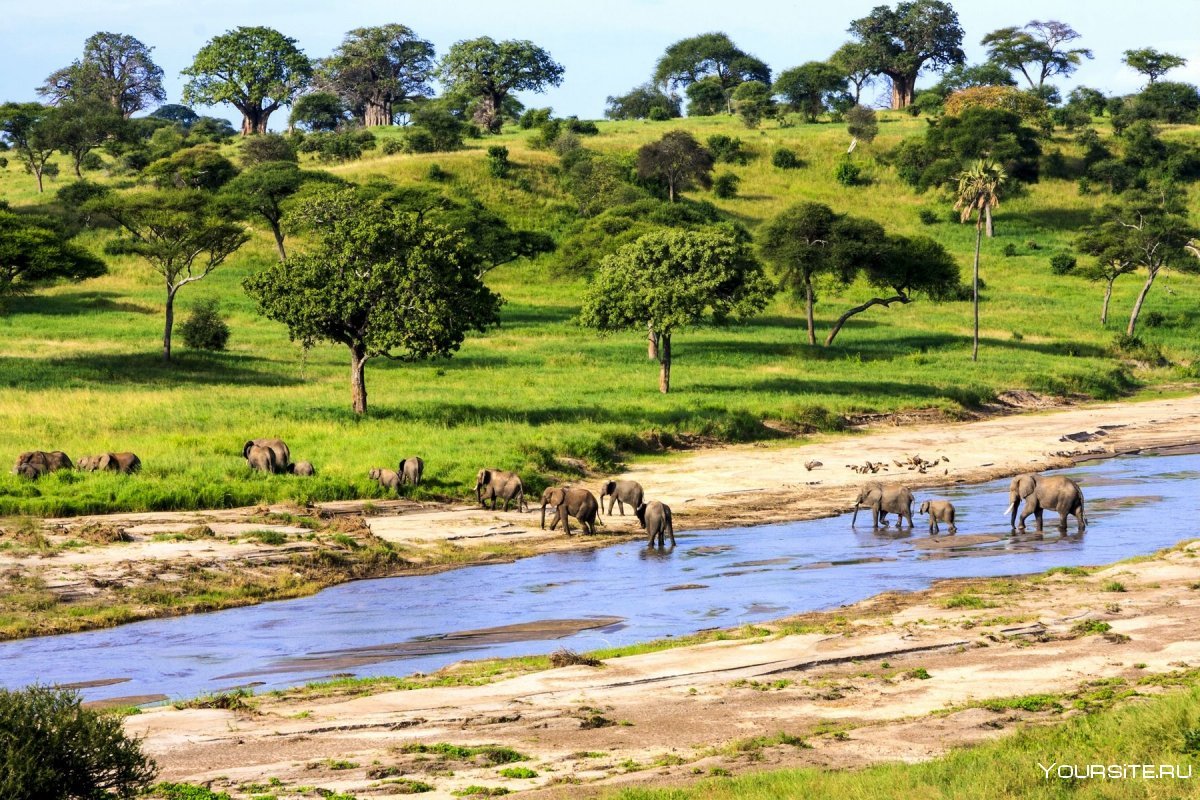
[1,112,1197,515]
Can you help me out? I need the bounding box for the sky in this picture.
[2,0,1199,126]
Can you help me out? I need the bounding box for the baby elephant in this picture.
[599,479,644,516]
[78,452,141,474]
[289,461,315,477]
[637,501,675,547]
[919,499,957,535]
[398,457,424,487]
[540,487,600,535]
[369,467,402,493]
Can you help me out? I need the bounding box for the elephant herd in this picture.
[852,472,1087,535]
[13,450,141,479]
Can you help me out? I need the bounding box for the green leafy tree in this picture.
[636,130,714,202]
[244,187,502,414]
[317,25,436,127]
[830,42,876,104]
[43,99,127,177]
[182,26,312,135]
[758,202,837,344]
[438,37,564,133]
[0,102,60,192]
[954,159,1007,361]
[731,80,774,128]
[981,20,1092,90]
[0,686,157,800]
[219,162,336,260]
[774,62,850,122]
[239,132,298,166]
[653,32,771,113]
[143,145,238,191]
[0,210,106,301]
[847,0,965,109]
[148,104,200,128]
[845,104,879,143]
[88,190,249,360]
[684,77,729,116]
[289,91,349,132]
[579,229,772,393]
[38,32,165,117]
[1122,47,1187,85]
[605,83,681,120]
[1076,224,1140,325]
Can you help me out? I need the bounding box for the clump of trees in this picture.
[605,84,681,120]
[653,33,770,116]
[438,37,564,133]
[891,107,1040,191]
[0,208,106,302]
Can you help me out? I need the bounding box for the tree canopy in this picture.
[1122,47,1187,85]
[830,42,876,104]
[847,0,965,108]
[438,37,564,133]
[636,130,714,202]
[653,32,771,109]
[606,83,682,120]
[0,102,59,192]
[773,62,849,122]
[219,161,337,260]
[38,32,165,117]
[317,24,436,127]
[0,210,106,301]
[981,20,1092,90]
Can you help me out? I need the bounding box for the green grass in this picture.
[2,113,1198,516]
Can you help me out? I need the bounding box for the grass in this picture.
[397,743,529,765]
[2,113,1198,517]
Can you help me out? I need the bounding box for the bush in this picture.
[404,106,465,153]
[240,133,297,166]
[426,163,450,181]
[486,145,510,178]
[648,106,671,121]
[1144,310,1166,328]
[706,135,749,165]
[712,173,740,198]
[0,686,157,799]
[772,148,801,169]
[917,207,940,225]
[519,107,553,129]
[1049,252,1077,274]
[57,179,110,210]
[299,129,376,163]
[180,298,230,351]
[1003,243,1019,257]
[833,158,861,186]
[845,105,879,143]
[380,138,404,155]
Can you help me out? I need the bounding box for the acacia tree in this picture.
[847,0,965,109]
[182,26,312,135]
[219,162,337,260]
[954,159,1006,361]
[653,32,770,113]
[830,42,875,104]
[758,202,838,345]
[1076,225,1139,326]
[981,20,1092,91]
[0,210,106,301]
[0,103,59,192]
[579,229,772,393]
[605,83,681,120]
[439,37,563,133]
[89,190,249,361]
[44,99,126,177]
[244,187,502,414]
[317,25,436,127]
[1122,48,1187,85]
[39,32,165,117]
[636,130,714,202]
[773,62,849,122]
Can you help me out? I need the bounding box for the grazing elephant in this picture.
[599,479,644,517]
[79,453,141,474]
[245,444,278,474]
[540,487,600,535]
[475,468,528,512]
[242,439,290,474]
[14,451,73,476]
[919,500,957,535]
[398,457,424,487]
[637,501,675,547]
[1007,473,1086,534]
[289,461,315,477]
[14,462,46,480]
[369,467,402,493]
[852,481,915,528]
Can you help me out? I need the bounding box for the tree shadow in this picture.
[0,351,302,390]
[8,291,158,317]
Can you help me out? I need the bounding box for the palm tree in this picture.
[954,160,1007,362]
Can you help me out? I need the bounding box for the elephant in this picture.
[78,452,141,474]
[369,467,402,493]
[245,444,278,474]
[852,481,914,528]
[599,479,644,517]
[398,457,424,487]
[14,451,72,476]
[1007,473,1086,534]
[475,468,528,512]
[637,500,675,547]
[919,500,957,535]
[242,438,290,474]
[289,461,315,477]
[540,487,600,535]
[14,462,46,480]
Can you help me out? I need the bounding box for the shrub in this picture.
[1049,253,1077,274]
[772,148,801,169]
[380,138,404,155]
[845,105,878,143]
[712,172,740,198]
[240,133,297,166]
[648,107,670,121]
[426,163,449,181]
[706,134,749,165]
[1003,243,1019,257]
[1144,310,1166,328]
[833,158,861,186]
[180,298,230,351]
[0,686,157,799]
[917,207,940,225]
[486,145,510,178]
[299,129,376,163]
[519,107,553,129]
[404,106,465,153]
[57,179,110,210]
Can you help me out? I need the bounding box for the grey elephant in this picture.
[245,444,278,473]
[289,461,315,476]
[243,438,290,474]
[369,467,402,493]
[540,487,600,535]
[637,500,675,547]
[919,499,957,535]
[398,457,424,487]
[78,452,141,474]
[599,479,644,517]
[475,468,528,512]
[852,481,915,528]
[14,451,73,476]
[14,462,45,480]
[1007,473,1086,533]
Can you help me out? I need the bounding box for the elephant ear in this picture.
[98,453,113,471]
[481,469,491,484]
[243,441,255,459]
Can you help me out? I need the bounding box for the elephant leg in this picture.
[618,499,625,516]
[1034,507,1044,532]
[948,519,957,534]
[559,506,571,535]
[929,519,937,535]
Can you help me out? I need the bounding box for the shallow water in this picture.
[2,453,1197,703]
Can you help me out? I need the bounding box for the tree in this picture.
[240,132,298,166]
[317,25,436,127]
[731,80,773,127]
[653,32,771,113]
[143,145,238,191]
[0,103,59,192]
[981,20,1092,90]
[243,187,502,414]
[0,210,106,301]
[1076,224,1140,325]
[38,32,165,117]
[88,190,249,361]
[579,229,772,393]
[846,104,879,143]
[684,77,729,116]
[1123,48,1187,85]
[439,37,564,133]
[43,99,126,177]
[1067,87,1107,117]
[605,83,681,120]
[219,162,332,260]
[954,159,1006,361]
[758,202,837,344]
[289,91,349,132]
[774,62,850,122]
[847,0,965,109]
[0,686,157,800]
[830,42,876,104]
[148,104,200,128]
[1133,81,1200,123]
[182,26,312,135]
[636,130,714,202]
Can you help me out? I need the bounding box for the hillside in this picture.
[1,113,1197,515]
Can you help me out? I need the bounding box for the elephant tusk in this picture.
[1004,502,1014,518]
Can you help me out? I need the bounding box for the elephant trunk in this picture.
[540,503,547,529]
[851,503,860,525]
[1006,493,1018,527]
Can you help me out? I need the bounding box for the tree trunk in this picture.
[34,166,44,193]
[350,345,368,415]
[825,294,909,346]
[163,286,175,362]
[270,222,287,261]
[1127,267,1159,336]
[647,322,658,360]
[804,276,816,346]
[667,179,676,203]
[1101,278,1114,326]
[658,333,671,394]
[240,106,273,135]
[972,221,982,362]
[364,99,392,127]
[984,205,994,238]
[73,156,83,178]
[890,74,915,109]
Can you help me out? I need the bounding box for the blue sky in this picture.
[3,0,1198,125]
